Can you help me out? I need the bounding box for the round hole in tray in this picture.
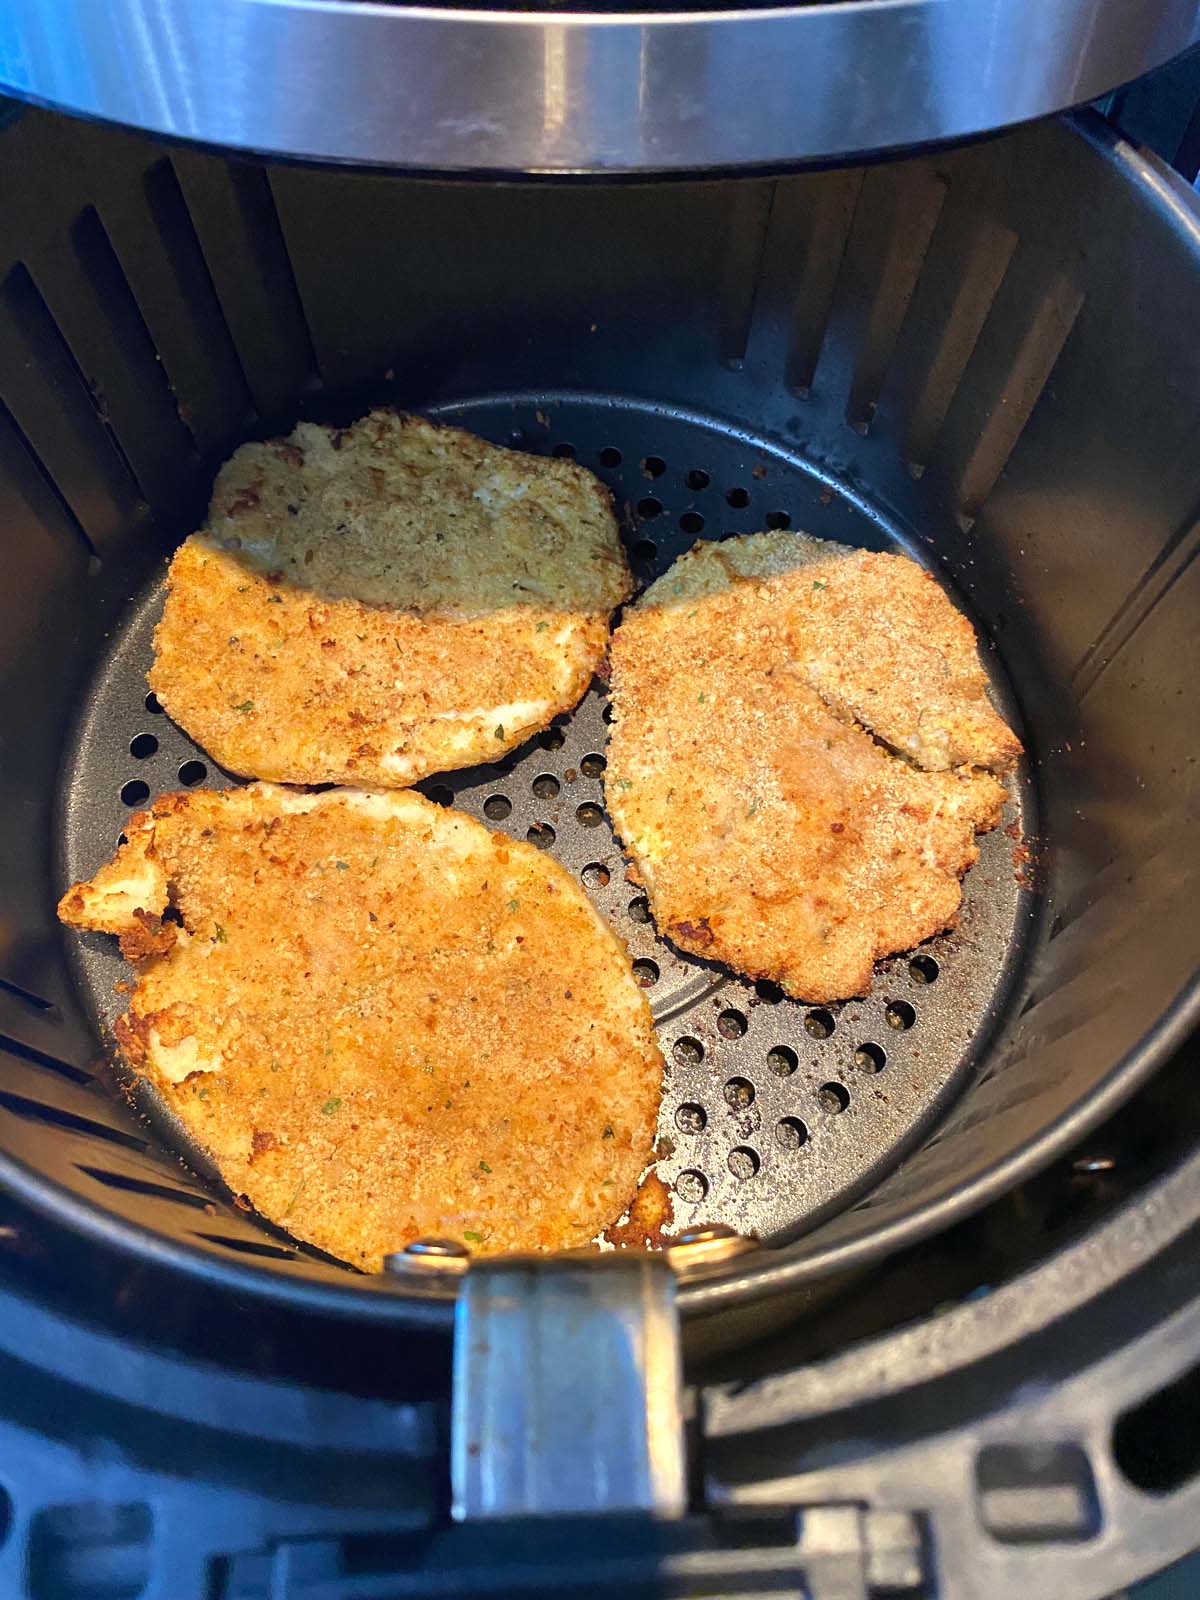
[854,1042,887,1074]
[178,760,207,788]
[676,1170,708,1203]
[818,1082,851,1114]
[805,1008,835,1039]
[776,1116,809,1151]
[886,1000,917,1031]
[676,1102,707,1134]
[767,1045,798,1077]
[727,1146,760,1180]
[724,1077,755,1109]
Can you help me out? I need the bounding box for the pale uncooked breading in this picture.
[605,532,1020,1003]
[58,786,663,1267]
[149,411,632,786]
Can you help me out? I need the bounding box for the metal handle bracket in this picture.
[451,1254,686,1521]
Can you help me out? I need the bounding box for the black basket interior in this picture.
[0,105,1196,1318]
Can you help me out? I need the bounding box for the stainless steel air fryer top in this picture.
[0,0,1198,173]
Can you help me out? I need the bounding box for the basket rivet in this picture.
[668,1223,752,1273]
[673,1223,739,1248]
[1072,1154,1117,1175]
[669,1222,752,1266]
[384,1237,472,1275]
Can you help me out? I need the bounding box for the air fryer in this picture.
[0,6,1195,1585]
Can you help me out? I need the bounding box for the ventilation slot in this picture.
[1073,495,1200,701]
[976,1442,1099,1542]
[57,204,199,512]
[718,182,775,368]
[0,974,54,1012]
[894,213,1018,472]
[0,264,142,553]
[93,155,254,463]
[0,994,87,1076]
[78,1164,214,1212]
[0,1090,148,1152]
[195,1232,299,1261]
[778,169,864,395]
[172,153,317,425]
[28,1501,152,1600]
[935,263,1085,525]
[840,166,948,431]
[0,397,95,565]
[1114,1358,1200,1494]
[0,1030,92,1085]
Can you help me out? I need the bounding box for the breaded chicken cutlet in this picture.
[606,532,1021,1003]
[150,411,632,787]
[58,786,664,1267]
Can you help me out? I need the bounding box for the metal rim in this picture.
[0,0,1197,174]
[685,976,1200,1313]
[2,972,1195,1332]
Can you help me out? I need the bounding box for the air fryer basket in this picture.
[0,105,1196,1330]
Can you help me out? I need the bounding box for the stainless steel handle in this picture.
[451,1254,687,1521]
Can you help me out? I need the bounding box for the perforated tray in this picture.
[60,393,1032,1249]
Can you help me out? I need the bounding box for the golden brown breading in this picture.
[58,786,663,1267]
[605,532,1020,1003]
[149,412,632,786]
[639,531,1020,772]
[605,1170,673,1250]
